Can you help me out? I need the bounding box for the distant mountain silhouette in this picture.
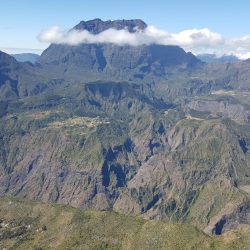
[197,53,240,64]
[12,53,39,63]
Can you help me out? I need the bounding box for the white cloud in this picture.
[38,25,250,59]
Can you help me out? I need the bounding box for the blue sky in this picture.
[1,0,250,55]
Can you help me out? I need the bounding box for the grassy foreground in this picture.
[0,197,250,250]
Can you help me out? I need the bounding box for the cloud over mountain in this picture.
[38,24,250,59]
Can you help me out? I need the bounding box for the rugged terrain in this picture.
[0,19,250,243]
[1,197,250,250]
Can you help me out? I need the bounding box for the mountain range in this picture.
[12,53,39,63]
[197,54,240,64]
[0,18,250,248]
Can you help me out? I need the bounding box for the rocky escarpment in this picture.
[0,81,250,234]
[210,203,250,235]
[74,18,147,33]
[38,44,200,83]
[187,99,250,122]
[38,19,201,82]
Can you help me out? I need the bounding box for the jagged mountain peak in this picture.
[39,19,200,74]
[73,18,147,34]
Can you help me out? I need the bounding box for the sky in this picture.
[1,0,250,58]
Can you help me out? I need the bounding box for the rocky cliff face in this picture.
[39,43,200,83]
[0,80,250,234]
[74,18,147,33]
[187,99,250,122]
[38,19,201,82]
[203,59,250,90]
[211,203,250,235]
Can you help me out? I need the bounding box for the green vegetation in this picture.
[1,43,250,247]
[0,81,250,236]
[1,197,250,250]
